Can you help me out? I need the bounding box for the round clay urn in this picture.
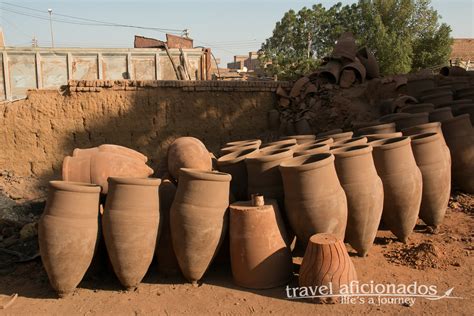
[332,145,383,256]
[260,138,297,149]
[392,113,430,131]
[441,114,474,193]
[357,122,396,135]
[429,107,453,122]
[167,137,212,181]
[407,78,435,98]
[420,91,453,107]
[314,137,334,145]
[170,169,232,285]
[363,132,403,142]
[410,133,451,227]
[225,139,262,148]
[39,181,101,296]
[400,103,435,114]
[103,177,161,290]
[330,136,368,150]
[371,137,423,242]
[279,153,348,247]
[62,156,91,183]
[229,195,292,289]
[217,147,259,201]
[280,134,316,144]
[294,143,330,157]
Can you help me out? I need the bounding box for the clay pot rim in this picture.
[332,144,372,157]
[49,180,101,193]
[280,135,316,141]
[259,143,297,153]
[401,122,441,135]
[260,139,297,148]
[279,152,334,170]
[217,147,259,165]
[316,129,343,137]
[358,122,396,133]
[225,139,262,147]
[179,168,232,182]
[400,103,435,110]
[246,148,293,163]
[318,131,354,139]
[364,132,403,141]
[441,113,470,125]
[420,91,453,99]
[309,232,340,244]
[62,156,89,181]
[220,143,260,154]
[370,136,410,150]
[333,136,368,146]
[409,132,440,144]
[72,147,98,157]
[435,99,473,108]
[314,137,334,144]
[294,144,330,156]
[295,142,328,152]
[378,113,411,123]
[108,177,161,186]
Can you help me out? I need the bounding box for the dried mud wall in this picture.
[0,80,287,200]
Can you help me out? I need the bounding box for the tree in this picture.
[260,0,452,79]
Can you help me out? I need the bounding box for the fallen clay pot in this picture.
[167,137,212,181]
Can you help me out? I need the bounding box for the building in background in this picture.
[450,38,474,69]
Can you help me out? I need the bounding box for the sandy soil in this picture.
[0,193,472,316]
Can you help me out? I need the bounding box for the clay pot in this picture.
[429,107,453,122]
[330,136,368,150]
[435,99,473,109]
[314,137,334,145]
[420,91,453,107]
[280,135,316,145]
[299,233,357,302]
[451,103,474,115]
[378,113,411,124]
[364,132,403,142]
[317,129,343,137]
[170,169,231,284]
[279,153,348,246]
[103,177,160,289]
[73,147,99,158]
[167,137,212,181]
[357,123,396,136]
[294,143,330,157]
[220,142,260,155]
[289,76,310,97]
[380,96,419,114]
[440,66,467,76]
[155,178,179,275]
[294,118,313,135]
[371,137,422,242]
[261,139,297,149]
[226,139,262,148]
[332,145,383,256]
[317,131,353,142]
[268,110,280,130]
[98,144,148,162]
[229,195,292,289]
[90,152,154,194]
[420,86,452,96]
[392,113,430,131]
[410,133,451,227]
[260,142,298,153]
[318,60,342,84]
[62,156,91,183]
[402,122,448,147]
[217,147,259,201]
[455,87,474,99]
[407,78,435,98]
[330,32,357,61]
[341,61,366,83]
[455,105,474,125]
[441,114,474,193]
[39,181,101,296]
[356,47,379,79]
[400,103,435,114]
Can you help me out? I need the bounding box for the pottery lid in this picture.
[179,168,232,182]
[49,180,101,193]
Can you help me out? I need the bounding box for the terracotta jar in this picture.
[455,105,474,125]
[280,135,316,144]
[220,142,260,155]
[429,108,453,122]
[407,78,435,98]
[317,131,353,142]
[90,152,154,194]
[62,156,91,183]
[170,169,231,284]
[314,137,334,145]
[436,99,473,109]
[392,113,429,131]
[316,128,343,137]
[318,60,342,84]
[279,153,348,246]
[402,122,448,147]
[364,132,403,142]
[400,103,435,114]
[294,143,330,157]
[357,122,396,135]
[378,113,411,124]
[217,147,259,201]
[260,139,297,149]
[225,139,262,148]
[330,136,368,150]
[155,178,179,275]
[73,147,99,158]
[98,144,148,162]
[356,47,379,79]
[39,181,101,296]
[230,195,292,289]
[371,137,423,242]
[260,142,298,153]
[103,177,161,289]
[420,91,453,107]
[167,137,212,181]
[410,133,451,227]
[332,145,384,256]
[441,114,474,193]
[299,233,357,303]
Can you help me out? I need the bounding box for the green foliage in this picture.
[260,0,452,78]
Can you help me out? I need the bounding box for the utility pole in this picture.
[48,8,54,47]
[32,36,38,47]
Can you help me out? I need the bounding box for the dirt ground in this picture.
[0,192,472,316]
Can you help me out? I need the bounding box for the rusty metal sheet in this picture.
[71,55,98,80]
[131,56,155,80]
[102,54,128,80]
[41,54,67,88]
[8,53,36,99]
[166,34,193,49]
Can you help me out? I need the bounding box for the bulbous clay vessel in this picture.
[98,144,148,162]
[332,145,383,256]
[90,152,154,194]
[230,195,292,289]
[429,108,453,122]
[279,153,347,246]
[294,143,330,157]
[62,156,91,183]
[103,177,161,289]
[402,122,450,161]
[225,139,262,148]
[39,181,101,296]
[392,113,429,131]
[364,132,402,142]
[280,135,316,144]
[316,129,342,137]
[410,133,451,227]
[170,169,231,284]
[330,136,368,150]
[330,32,357,61]
[371,137,422,242]
[155,178,179,275]
[357,123,396,135]
[420,91,453,107]
[299,233,357,303]
[167,137,212,181]
[441,114,474,193]
[217,147,259,200]
[400,103,435,114]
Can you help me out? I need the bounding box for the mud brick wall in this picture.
[0,80,289,200]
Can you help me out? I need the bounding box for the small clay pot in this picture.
[332,145,383,256]
[280,135,316,145]
[341,61,366,83]
[391,113,430,131]
[357,123,396,135]
[380,96,418,114]
[62,156,91,183]
[364,132,403,142]
[167,137,212,181]
[371,137,423,242]
[330,32,357,61]
[39,181,101,296]
[410,133,451,227]
[318,60,342,84]
[420,91,453,107]
[98,144,148,162]
[294,143,330,157]
[429,107,453,122]
[378,113,411,123]
[230,196,292,289]
[317,129,343,137]
[217,147,259,201]
[407,78,435,98]
[103,177,161,289]
[400,103,435,114]
[356,47,379,79]
[170,169,231,284]
[279,153,348,246]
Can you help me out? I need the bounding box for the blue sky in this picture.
[1,0,473,64]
